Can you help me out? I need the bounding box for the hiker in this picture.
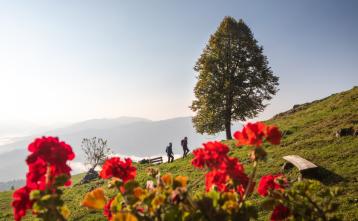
[166,142,174,163]
[181,136,190,158]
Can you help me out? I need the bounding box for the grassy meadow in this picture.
[1,87,357,220]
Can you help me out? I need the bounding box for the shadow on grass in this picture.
[302,166,345,185]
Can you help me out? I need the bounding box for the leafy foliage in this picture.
[191,17,279,139]
[283,180,340,221]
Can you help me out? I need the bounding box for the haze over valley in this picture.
[0,116,241,182]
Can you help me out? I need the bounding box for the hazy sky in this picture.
[0,0,357,127]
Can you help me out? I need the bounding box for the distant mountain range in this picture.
[0,116,241,182]
[0,179,25,191]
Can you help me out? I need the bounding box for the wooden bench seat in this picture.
[149,156,163,164]
[282,155,318,181]
[282,155,317,171]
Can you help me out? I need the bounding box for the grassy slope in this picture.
[1,87,357,220]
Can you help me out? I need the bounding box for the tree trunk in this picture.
[225,119,232,140]
[224,94,233,140]
[90,164,97,171]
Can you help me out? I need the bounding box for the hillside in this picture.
[0,86,357,220]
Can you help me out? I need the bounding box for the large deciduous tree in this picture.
[190,17,279,139]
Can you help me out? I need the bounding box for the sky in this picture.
[0,0,357,129]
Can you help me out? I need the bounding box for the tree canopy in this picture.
[190,17,279,139]
[81,137,111,170]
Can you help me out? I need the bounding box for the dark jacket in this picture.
[181,139,188,148]
[166,144,173,154]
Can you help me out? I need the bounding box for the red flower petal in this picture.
[100,157,136,183]
[11,186,32,221]
[271,204,290,221]
[257,174,286,197]
[266,126,281,145]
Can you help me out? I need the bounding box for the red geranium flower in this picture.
[236,184,245,197]
[26,136,75,166]
[271,204,290,221]
[265,125,281,145]
[103,197,114,220]
[205,170,228,192]
[202,141,229,169]
[234,122,267,146]
[222,157,249,188]
[191,148,206,168]
[11,186,32,221]
[12,137,75,221]
[192,141,229,169]
[257,174,286,197]
[234,122,282,146]
[26,158,47,190]
[192,142,250,194]
[25,137,74,190]
[203,141,229,156]
[100,157,136,183]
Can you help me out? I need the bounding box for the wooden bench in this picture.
[149,156,163,164]
[282,155,318,180]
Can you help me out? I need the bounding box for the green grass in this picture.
[1,86,357,220]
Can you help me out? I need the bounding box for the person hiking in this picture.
[166,142,174,163]
[181,136,190,158]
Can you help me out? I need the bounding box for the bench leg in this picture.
[298,173,302,182]
[282,162,294,171]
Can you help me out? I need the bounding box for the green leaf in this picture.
[124,180,139,194]
[30,190,41,200]
[32,202,46,213]
[54,174,70,187]
[261,198,276,210]
[40,194,52,203]
[206,190,220,207]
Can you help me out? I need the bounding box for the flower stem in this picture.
[240,160,258,206]
[46,164,51,190]
[304,192,327,221]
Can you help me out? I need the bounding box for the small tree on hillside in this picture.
[190,17,279,139]
[81,137,111,170]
